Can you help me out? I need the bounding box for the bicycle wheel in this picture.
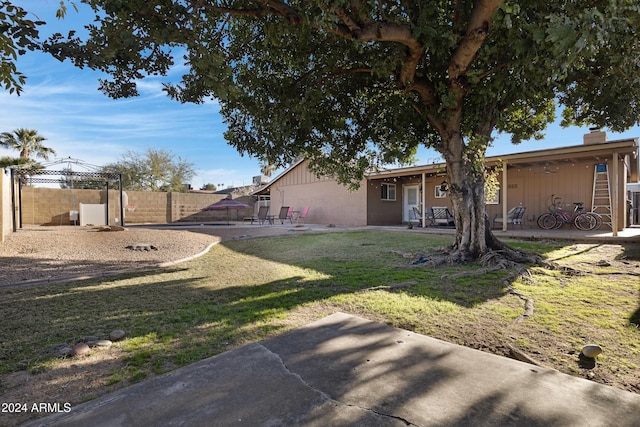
[589,212,603,230]
[574,213,597,231]
[552,213,564,229]
[537,213,556,229]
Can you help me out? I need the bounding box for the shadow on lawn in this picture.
[0,255,179,289]
[615,242,640,327]
[1,235,510,376]
[0,230,518,366]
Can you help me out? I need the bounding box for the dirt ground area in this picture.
[0,224,327,287]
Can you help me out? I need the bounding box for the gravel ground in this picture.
[0,224,347,288]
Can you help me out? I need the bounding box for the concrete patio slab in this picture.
[27,312,640,427]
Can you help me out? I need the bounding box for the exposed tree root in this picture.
[506,344,545,367]
[390,250,422,259]
[406,242,581,278]
[507,285,535,324]
[358,282,417,292]
[588,270,640,276]
[390,235,592,328]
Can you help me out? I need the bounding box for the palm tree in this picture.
[0,128,56,161]
[259,161,275,178]
[0,156,33,168]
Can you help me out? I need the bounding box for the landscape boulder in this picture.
[110,329,126,341]
[70,342,90,357]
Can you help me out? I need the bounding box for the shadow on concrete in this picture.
[27,313,640,427]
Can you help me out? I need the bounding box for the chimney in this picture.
[584,127,607,145]
[253,175,269,185]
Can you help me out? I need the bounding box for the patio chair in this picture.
[293,207,309,223]
[432,207,455,226]
[411,207,422,226]
[493,206,526,229]
[243,214,258,223]
[255,206,273,225]
[278,206,293,224]
[412,206,434,227]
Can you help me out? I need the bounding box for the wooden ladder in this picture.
[592,163,612,229]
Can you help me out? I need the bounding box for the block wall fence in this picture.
[15,187,255,226]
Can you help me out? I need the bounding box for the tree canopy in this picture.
[40,0,640,258]
[0,155,33,169]
[0,1,46,94]
[101,147,195,192]
[0,128,56,162]
[200,183,217,191]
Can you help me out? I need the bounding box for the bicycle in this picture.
[536,195,602,230]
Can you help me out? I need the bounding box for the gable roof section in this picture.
[252,158,305,195]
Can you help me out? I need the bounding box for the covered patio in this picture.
[367,135,639,236]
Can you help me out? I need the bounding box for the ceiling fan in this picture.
[534,163,559,174]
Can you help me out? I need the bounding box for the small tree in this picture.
[58,166,109,190]
[200,183,217,191]
[104,148,195,192]
[259,161,276,178]
[0,156,34,169]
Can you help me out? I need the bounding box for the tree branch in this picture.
[334,7,361,32]
[478,62,508,80]
[448,0,503,80]
[330,8,430,110]
[406,78,436,105]
[355,21,426,96]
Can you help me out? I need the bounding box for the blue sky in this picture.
[2,1,639,189]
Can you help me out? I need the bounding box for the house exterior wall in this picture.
[366,156,633,229]
[485,158,630,229]
[367,175,454,225]
[266,161,368,225]
[252,137,638,231]
[367,180,403,225]
[486,159,601,228]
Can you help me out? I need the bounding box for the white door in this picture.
[404,185,420,222]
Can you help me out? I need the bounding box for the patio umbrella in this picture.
[201,197,251,225]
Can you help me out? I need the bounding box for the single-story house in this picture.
[254,130,639,235]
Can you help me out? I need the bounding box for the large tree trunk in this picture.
[440,132,506,261]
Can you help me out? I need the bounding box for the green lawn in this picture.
[1,230,638,397]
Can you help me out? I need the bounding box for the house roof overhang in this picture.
[252,138,639,191]
[368,138,639,180]
[488,138,638,168]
